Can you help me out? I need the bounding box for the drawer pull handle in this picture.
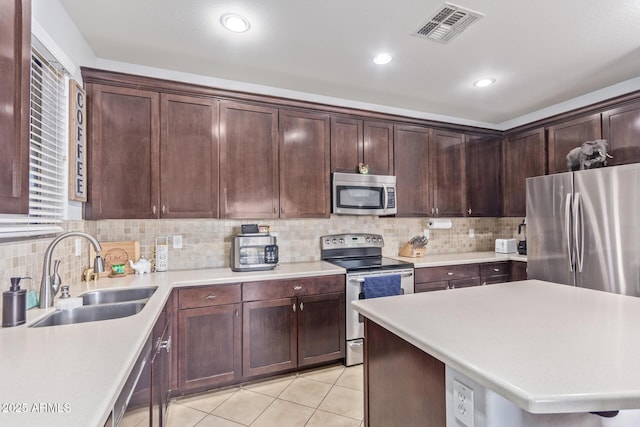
[493,268,500,272]
[447,272,454,276]
[300,302,304,311]
[292,303,296,312]
[205,294,216,300]
[159,336,171,353]
[293,286,303,291]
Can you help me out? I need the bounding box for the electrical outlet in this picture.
[468,228,475,238]
[453,379,474,427]
[172,235,183,249]
[423,229,430,239]
[75,239,82,256]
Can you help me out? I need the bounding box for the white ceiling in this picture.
[58,0,640,127]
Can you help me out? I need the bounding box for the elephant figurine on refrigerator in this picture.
[566,139,612,171]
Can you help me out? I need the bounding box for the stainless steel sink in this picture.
[80,286,158,305]
[30,302,147,328]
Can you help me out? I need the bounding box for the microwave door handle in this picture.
[383,185,388,210]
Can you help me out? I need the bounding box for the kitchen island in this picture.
[353,280,640,427]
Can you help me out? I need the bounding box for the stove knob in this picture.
[325,239,330,245]
[332,238,337,244]
[378,237,383,242]
[339,238,344,243]
[366,237,371,242]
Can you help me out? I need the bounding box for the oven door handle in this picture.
[348,272,413,283]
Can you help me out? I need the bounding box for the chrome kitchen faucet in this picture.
[39,231,105,308]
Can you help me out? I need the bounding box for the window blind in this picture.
[0,44,67,239]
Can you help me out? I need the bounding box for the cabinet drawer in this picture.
[243,275,345,301]
[449,277,481,289]
[480,262,510,278]
[415,264,479,283]
[178,284,241,309]
[482,275,510,285]
[415,281,449,293]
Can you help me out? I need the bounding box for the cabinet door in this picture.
[160,94,219,218]
[151,310,171,427]
[503,128,545,217]
[547,114,602,174]
[243,298,297,377]
[178,303,241,392]
[602,100,640,165]
[466,135,502,217]
[0,0,30,214]
[510,261,528,281]
[86,85,160,219]
[394,124,431,217]
[298,292,345,366]
[363,121,394,175]
[279,109,331,218]
[430,129,466,216]
[219,101,279,218]
[331,116,363,173]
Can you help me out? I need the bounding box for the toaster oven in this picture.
[231,234,278,272]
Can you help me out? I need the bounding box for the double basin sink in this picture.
[30,286,158,328]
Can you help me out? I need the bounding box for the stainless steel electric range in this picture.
[321,233,414,366]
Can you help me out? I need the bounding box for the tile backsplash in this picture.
[0,215,525,318]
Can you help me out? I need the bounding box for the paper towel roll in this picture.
[428,218,453,229]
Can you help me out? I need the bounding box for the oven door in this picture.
[345,268,413,365]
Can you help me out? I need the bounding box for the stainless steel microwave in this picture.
[332,172,397,216]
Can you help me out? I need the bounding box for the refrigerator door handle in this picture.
[565,193,574,272]
[574,192,585,273]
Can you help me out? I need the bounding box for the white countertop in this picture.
[0,261,344,427]
[392,251,526,267]
[352,280,640,414]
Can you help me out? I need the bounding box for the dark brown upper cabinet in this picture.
[160,94,219,218]
[602,100,640,166]
[85,84,160,219]
[503,128,546,217]
[84,83,219,219]
[466,135,502,217]
[547,113,602,174]
[0,0,30,214]
[430,129,466,217]
[394,124,431,216]
[219,101,279,219]
[279,109,331,218]
[331,118,393,175]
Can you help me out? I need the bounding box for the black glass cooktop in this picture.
[327,256,413,272]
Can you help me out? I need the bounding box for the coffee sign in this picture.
[69,80,87,202]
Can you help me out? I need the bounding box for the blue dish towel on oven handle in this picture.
[362,274,402,299]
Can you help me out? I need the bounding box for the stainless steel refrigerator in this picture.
[526,163,640,296]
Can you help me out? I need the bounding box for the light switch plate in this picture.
[173,235,182,249]
[453,379,474,427]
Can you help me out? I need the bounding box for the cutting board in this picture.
[89,240,140,277]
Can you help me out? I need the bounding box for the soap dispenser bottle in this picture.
[2,277,28,327]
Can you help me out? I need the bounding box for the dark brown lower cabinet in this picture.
[298,293,345,366]
[151,309,172,427]
[415,261,526,292]
[510,261,528,281]
[242,275,346,379]
[178,303,242,392]
[242,297,298,378]
[364,319,445,427]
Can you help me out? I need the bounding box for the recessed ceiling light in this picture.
[473,78,495,88]
[373,53,392,65]
[220,14,250,33]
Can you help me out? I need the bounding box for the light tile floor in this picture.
[164,364,364,427]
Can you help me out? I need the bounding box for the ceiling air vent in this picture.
[413,3,483,44]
